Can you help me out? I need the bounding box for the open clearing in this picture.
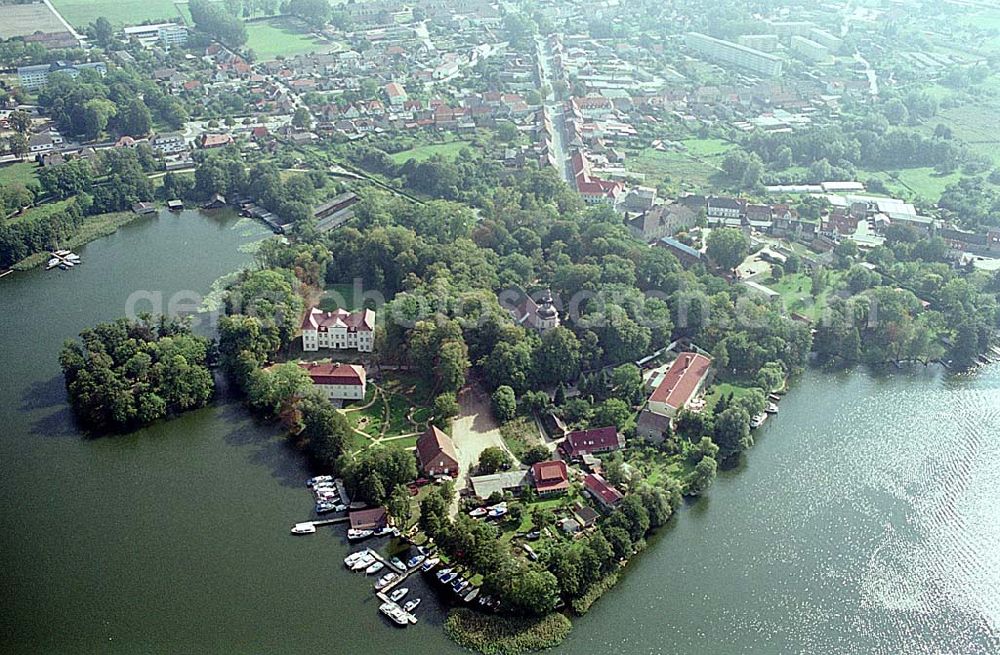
[389,140,473,164]
[0,162,40,189]
[50,0,184,28]
[0,3,66,39]
[245,17,338,60]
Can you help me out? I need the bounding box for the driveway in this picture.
[449,383,517,512]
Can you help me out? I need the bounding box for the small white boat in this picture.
[307,475,333,487]
[352,553,375,571]
[390,587,408,602]
[403,598,421,612]
[469,507,488,518]
[380,602,409,626]
[365,561,384,575]
[344,550,368,567]
[765,402,779,414]
[421,558,439,572]
[46,258,61,269]
[348,529,373,541]
[375,572,398,589]
[290,522,316,535]
[751,413,767,428]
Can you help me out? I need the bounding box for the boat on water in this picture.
[344,550,368,567]
[750,413,767,428]
[375,572,398,589]
[389,587,408,602]
[440,571,458,584]
[435,567,453,580]
[452,578,469,593]
[390,557,405,571]
[765,402,779,414]
[373,525,396,537]
[365,561,384,575]
[407,554,426,569]
[290,522,316,535]
[380,602,409,627]
[307,475,333,487]
[352,553,376,571]
[403,598,421,612]
[315,502,337,514]
[421,558,439,572]
[46,258,61,269]
[348,529,373,541]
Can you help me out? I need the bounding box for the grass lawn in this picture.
[245,17,339,61]
[703,382,756,413]
[389,141,472,164]
[859,167,962,203]
[681,137,734,157]
[627,145,726,194]
[51,0,182,28]
[765,271,841,321]
[0,162,39,189]
[343,373,434,443]
[498,416,541,462]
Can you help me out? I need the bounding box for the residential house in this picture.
[559,426,625,460]
[470,470,527,499]
[628,203,697,242]
[530,460,570,496]
[300,306,375,352]
[583,473,624,511]
[646,352,713,417]
[416,426,459,477]
[636,409,673,442]
[150,132,188,155]
[299,362,367,401]
[349,507,388,531]
[199,133,233,149]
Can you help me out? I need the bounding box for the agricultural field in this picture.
[389,140,473,165]
[50,0,184,28]
[858,167,963,204]
[244,18,339,61]
[0,3,66,39]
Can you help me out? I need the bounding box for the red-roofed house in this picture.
[384,82,408,106]
[416,426,459,477]
[559,426,624,460]
[530,460,570,496]
[583,473,624,510]
[299,362,367,401]
[301,306,375,352]
[570,150,625,205]
[199,133,233,149]
[647,352,713,417]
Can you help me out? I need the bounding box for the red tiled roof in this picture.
[416,426,458,472]
[299,362,366,386]
[385,82,406,97]
[649,352,712,411]
[301,307,374,333]
[531,460,569,494]
[584,473,623,507]
[560,426,622,458]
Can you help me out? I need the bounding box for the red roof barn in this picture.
[559,426,624,459]
[416,426,459,477]
[583,473,624,510]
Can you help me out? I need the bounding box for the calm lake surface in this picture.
[2,213,998,654]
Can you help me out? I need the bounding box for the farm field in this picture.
[0,3,66,39]
[858,167,963,203]
[389,140,473,164]
[50,0,184,28]
[245,18,339,61]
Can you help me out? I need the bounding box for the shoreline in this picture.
[10,210,145,271]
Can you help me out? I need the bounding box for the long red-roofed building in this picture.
[299,362,367,401]
[583,473,624,510]
[559,426,624,460]
[647,352,713,417]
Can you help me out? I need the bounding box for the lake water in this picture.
[2,213,998,654]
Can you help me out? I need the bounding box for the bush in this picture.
[570,572,619,616]
[444,609,572,655]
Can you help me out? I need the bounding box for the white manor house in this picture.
[301,306,375,352]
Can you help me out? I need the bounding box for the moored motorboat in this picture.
[352,553,376,571]
[380,602,409,626]
[389,587,408,602]
[344,550,368,567]
[421,557,439,572]
[765,402,779,414]
[751,413,767,428]
[365,561,384,575]
[348,528,373,541]
[403,598,421,612]
[290,522,316,535]
[375,572,398,589]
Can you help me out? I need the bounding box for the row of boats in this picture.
[46,250,81,270]
[431,564,497,610]
[307,476,346,514]
[750,401,781,429]
[468,501,508,520]
[344,549,427,626]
